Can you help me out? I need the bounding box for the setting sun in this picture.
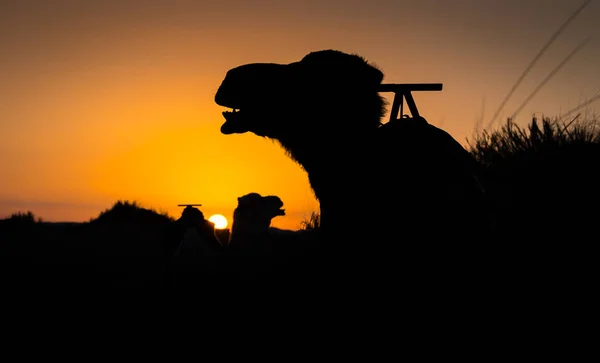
[208,214,228,229]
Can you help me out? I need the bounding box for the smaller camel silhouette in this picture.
[227,192,320,286]
[226,193,285,283]
[228,193,285,245]
[169,205,223,288]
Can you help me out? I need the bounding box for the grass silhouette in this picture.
[300,212,320,231]
[5,211,41,224]
[469,114,600,250]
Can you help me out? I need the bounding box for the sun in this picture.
[208,214,228,229]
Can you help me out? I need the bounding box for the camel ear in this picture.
[367,66,384,86]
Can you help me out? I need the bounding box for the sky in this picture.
[1,0,599,229]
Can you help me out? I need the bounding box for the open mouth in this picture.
[222,108,240,120]
[265,197,286,217]
[272,200,285,216]
[220,107,247,134]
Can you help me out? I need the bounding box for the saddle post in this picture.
[378,83,443,122]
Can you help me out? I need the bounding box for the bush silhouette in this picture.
[90,200,173,226]
[465,114,599,292]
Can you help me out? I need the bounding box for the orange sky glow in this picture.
[1,0,599,229]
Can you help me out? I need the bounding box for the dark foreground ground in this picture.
[0,220,171,288]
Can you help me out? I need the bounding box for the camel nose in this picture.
[215,63,289,107]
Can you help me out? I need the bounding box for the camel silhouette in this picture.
[167,205,223,288]
[226,192,319,287]
[226,193,284,284]
[215,50,497,289]
[228,193,286,246]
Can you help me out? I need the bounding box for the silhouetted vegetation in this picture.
[463,114,599,296]
[5,211,41,224]
[467,114,600,243]
[300,212,320,230]
[90,200,174,225]
[468,114,600,166]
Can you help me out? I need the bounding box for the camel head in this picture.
[215,50,387,141]
[233,193,286,230]
[179,206,206,227]
[178,206,216,235]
